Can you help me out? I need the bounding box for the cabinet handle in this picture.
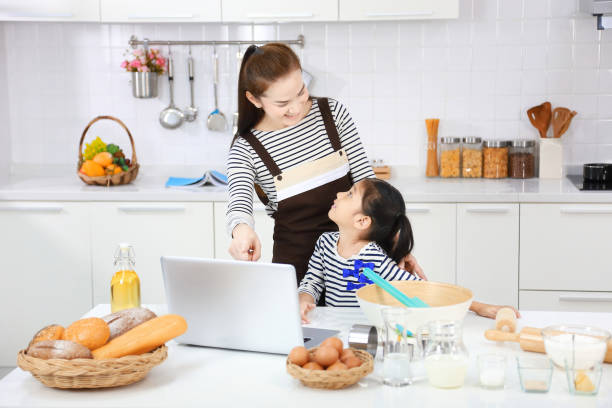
[560,207,612,215]
[3,12,74,18]
[366,11,434,17]
[127,14,196,19]
[246,13,314,19]
[405,207,431,214]
[465,207,510,214]
[0,205,63,212]
[559,294,612,303]
[117,205,186,213]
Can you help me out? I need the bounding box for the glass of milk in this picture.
[423,320,469,389]
[380,308,414,386]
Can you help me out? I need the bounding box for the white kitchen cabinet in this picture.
[0,202,92,366]
[0,0,99,21]
[222,0,337,22]
[520,290,612,313]
[457,204,519,307]
[405,203,456,284]
[100,0,221,23]
[339,0,458,21]
[90,202,214,306]
[214,202,274,262]
[520,204,612,292]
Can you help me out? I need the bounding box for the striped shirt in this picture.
[298,232,421,307]
[226,98,374,236]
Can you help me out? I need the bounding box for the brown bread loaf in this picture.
[28,324,65,347]
[102,307,157,340]
[27,340,92,360]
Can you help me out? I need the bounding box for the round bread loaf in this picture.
[29,324,65,347]
[63,317,110,350]
[102,307,157,340]
[27,340,92,360]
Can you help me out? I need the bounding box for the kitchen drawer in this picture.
[520,290,612,313]
[100,0,221,22]
[0,0,99,21]
[520,204,612,291]
[222,0,337,22]
[339,0,458,21]
[214,202,274,263]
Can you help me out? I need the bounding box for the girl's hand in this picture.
[398,254,428,281]
[229,224,261,261]
[299,293,316,324]
[470,301,521,319]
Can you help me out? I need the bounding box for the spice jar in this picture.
[462,137,482,178]
[483,140,509,179]
[509,140,536,179]
[424,321,469,389]
[439,137,461,178]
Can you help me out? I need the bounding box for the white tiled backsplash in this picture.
[1,0,612,173]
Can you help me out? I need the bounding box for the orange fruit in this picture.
[93,152,113,168]
[106,164,123,175]
[80,160,105,177]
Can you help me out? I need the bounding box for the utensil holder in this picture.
[539,138,563,179]
[131,71,159,98]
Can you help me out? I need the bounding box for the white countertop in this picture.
[1,305,610,408]
[1,166,611,203]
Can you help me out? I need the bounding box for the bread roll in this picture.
[63,317,110,350]
[102,307,157,340]
[27,340,92,360]
[29,324,65,347]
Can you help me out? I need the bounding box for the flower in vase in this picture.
[120,47,167,74]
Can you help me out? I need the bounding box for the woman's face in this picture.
[329,181,366,228]
[252,69,310,128]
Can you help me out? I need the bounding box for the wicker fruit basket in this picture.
[77,115,140,186]
[16,345,167,389]
[286,347,374,390]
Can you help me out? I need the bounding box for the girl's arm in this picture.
[377,255,422,282]
[297,236,327,321]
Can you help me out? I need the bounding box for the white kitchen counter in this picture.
[1,167,611,203]
[0,305,610,408]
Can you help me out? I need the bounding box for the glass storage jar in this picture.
[483,140,509,179]
[462,137,483,178]
[439,137,461,178]
[424,321,469,389]
[509,140,536,179]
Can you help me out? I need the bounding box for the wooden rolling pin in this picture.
[495,307,517,332]
[485,328,612,364]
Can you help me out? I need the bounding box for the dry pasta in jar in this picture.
[483,140,509,179]
[439,137,461,178]
[462,137,482,178]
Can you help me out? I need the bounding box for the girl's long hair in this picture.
[231,43,302,146]
[360,178,414,263]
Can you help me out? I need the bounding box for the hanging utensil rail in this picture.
[129,34,305,49]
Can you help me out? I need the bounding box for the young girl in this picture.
[298,178,520,323]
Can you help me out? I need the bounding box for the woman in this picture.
[226,43,424,287]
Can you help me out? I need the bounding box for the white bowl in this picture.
[355,280,473,331]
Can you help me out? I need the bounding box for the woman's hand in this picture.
[470,301,521,319]
[229,224,262,261]
[299,293,316,324]
[398,254,428,280]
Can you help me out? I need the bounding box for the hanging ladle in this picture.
[207,45,227,131]
[159,45,185,129]
[184,46,198,122]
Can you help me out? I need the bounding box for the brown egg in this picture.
[321,337,343,354]
[288,346,309,366]
[343,356,363,369]
[302,362,323,370]
[326,361,347,371]
[340,349,355,362]
[314,346,339,367]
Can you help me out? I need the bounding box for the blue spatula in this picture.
[361,267,429,308]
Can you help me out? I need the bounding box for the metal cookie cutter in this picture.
[348,324,378,357]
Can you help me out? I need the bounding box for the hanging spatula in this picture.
[552,107,577,138]
[526,102,552,138]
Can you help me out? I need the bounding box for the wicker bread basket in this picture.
[16,345,167,389]
[286,347,374,390]
[77,115,140,186]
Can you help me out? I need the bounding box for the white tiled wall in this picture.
[2,0,612,172]
[0,24,8,182]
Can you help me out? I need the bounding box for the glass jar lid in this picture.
[462,137,482,144]
[511,139,536,148]
[483,140,510,148]
[440,137,462,144]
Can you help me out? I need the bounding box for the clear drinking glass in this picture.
[478,353,506,389]
[381,308,414,386]
[423,320,469,389]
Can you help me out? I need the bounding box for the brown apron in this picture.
[242,98,353,289]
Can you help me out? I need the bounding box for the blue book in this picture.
[165,170,228,188]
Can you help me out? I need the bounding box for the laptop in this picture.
[160,256,339,354]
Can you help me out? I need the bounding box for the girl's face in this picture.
[329,181,368,229]
[250,68,310,128]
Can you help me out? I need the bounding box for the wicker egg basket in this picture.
[286,347,374,390]
[16,346,167,389]
[77,115,140,186]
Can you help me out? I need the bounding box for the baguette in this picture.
[92,314,187,360]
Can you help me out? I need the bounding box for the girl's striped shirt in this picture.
[298,232,421,307]
[226,98,374,236]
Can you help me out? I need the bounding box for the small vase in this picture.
[131,71,159,98]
